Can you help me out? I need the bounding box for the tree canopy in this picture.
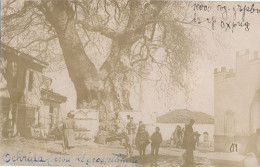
[1,0,199,120]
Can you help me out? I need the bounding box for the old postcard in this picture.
[0,0,260,166]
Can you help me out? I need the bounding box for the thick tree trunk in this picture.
[101,37,133,112]
[42,0,132,120]
[43,1,100,107]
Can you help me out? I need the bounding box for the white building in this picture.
[214,50,260,152]
[157,109,214,146]
[72,109,99,140]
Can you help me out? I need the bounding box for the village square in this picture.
[1,1,260,167]
[0,44,260,167]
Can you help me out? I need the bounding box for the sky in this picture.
[47,2,260,116]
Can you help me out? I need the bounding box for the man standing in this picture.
[257,129,260,163]
[126,117,136,157]
[135,124,150,156]
[182,119,195,167]
[244,128,260,166]
[151,127,163,156]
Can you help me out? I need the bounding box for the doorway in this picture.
[250,90,260,134]
[17,104,27,136]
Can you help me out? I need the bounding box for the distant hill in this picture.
[157,109,214,124]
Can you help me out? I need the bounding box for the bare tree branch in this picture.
[76,20,117,39]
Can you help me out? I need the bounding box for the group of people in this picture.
[125,118,198,166]
[125,117,163,158]
[170,124,201,149]
[61,114,164,158]
[170,125,184,148]
[61,112,196,165]
[62,113,260,167]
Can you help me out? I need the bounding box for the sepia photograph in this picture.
[0,0,260,166]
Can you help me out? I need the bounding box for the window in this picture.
[28,71,34,91]
[251,89,260,134]
[203,132,209,142]
[49,106,53,114]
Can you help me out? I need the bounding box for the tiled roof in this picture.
[157,109,214,124]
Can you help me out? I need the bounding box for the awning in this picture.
[41,88,67,104]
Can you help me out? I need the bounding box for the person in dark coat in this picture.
[255,129,260,165]
[257,130,260,162]
[135,124,150,156]
[151,127,163,156]
[182,119,196,167]
[62,112,77,154]
[244,129,260,164]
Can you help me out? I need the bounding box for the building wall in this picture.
[23,69,43,106]
[8,66,44,137]
[2,46,67,139]
[4,54,44,106]
[214,50,260,152]
[35,101,60,136]
[75,119,99,139]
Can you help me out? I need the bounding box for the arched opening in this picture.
[250,89,260,134]
[203,132,209,142]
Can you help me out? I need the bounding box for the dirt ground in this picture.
[0,137,240,167]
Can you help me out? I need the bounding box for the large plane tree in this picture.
[1,0,197,123]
